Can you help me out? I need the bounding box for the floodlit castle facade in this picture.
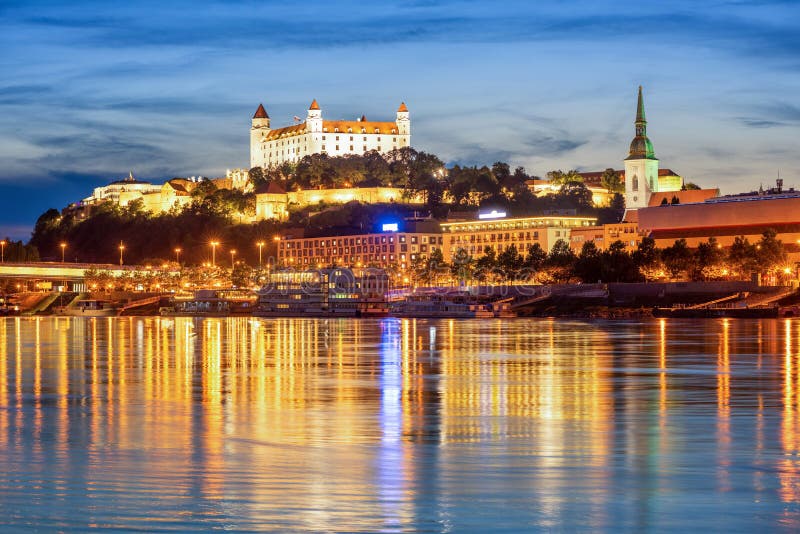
[250,99,411,168]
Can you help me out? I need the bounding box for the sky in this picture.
[1,0,799,240]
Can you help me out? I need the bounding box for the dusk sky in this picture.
[1,0,798,240]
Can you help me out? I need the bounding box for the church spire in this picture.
[627,85,656,160]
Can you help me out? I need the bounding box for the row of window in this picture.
[281,235,442,249]
[280,244,436,258]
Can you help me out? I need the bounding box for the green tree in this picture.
[692,237,724,281]
[475,246,498,282]
[497,244,523,282]
[544,239,577,283]
[632,237,661,280]
[601,241,641,282]
[574,241,602,283]
[600,168,624,193]
[755,228,787,274]
[449,248,475,284]
[728,236,758,278]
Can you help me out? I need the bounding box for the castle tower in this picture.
[250,103,270,168]
[306,99,322,133]
[396,102,410,135]
[624,86,659,210]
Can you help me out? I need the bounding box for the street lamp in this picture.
[0,240,5,262]
[230,249,237,269]
[118,241,125,265]
[257,241,265,266]
[174,247,182,264]
[60,242,67,263]
[210,241,219,267]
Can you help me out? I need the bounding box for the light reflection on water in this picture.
[0,317,798,530]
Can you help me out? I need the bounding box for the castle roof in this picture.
[647,189,720,207]
[309,99,320,110]
[398,102,408,112]
[360,114,367,122]
[260,119,401,141]
[253,103,269,119]
[254,181,287,195]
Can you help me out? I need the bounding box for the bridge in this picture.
[0,262,137,283]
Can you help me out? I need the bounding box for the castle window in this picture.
[349,145,353,151]
[632,175,639,191]
[374,128,379,134]
[391,129,396,134]
[334,128,339,133]
[323,128,328,132]
[378,146,381,151]
[377,137,381,141]
[336,136,339,140]
[361,128,366,133]
[322,145,326,151]
[322,136,326,140]
[363,136,367,141]
[363,145,367,152]
[349,136,353,141]
[347,128,352,133]
[393,137,397,142]
[336,145,339,150]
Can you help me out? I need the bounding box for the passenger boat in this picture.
[254,268,390,318]
[63,299,119,317]
[390,291,498,318]
[160,289,257,317]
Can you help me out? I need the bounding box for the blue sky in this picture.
[1,0,799,239]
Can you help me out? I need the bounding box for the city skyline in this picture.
[1,0,799,239]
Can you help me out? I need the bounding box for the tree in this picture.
[475,246,498,282]
[661,239,692,279]
[543,240,577,283]
[692,237,725,281]
[755,228,786,274]
[728,236,758,278]
[600,168,624,194]
[574,241,602,283]
[547,169,582,186]
[633,237,661,280]
[497,244,523,282]
[523,243,547,275]
[601,240,641,282]
[682,182,701,190]
[449,248,475,285]
[248,167,267,188]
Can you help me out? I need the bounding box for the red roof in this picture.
[648,189,719,207]
[255,181,287,195]
[397,102,408,112]
[309,99,320,110]
[253,103,269,119]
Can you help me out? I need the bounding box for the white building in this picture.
[91,172,162,203]
[250,99,411,169]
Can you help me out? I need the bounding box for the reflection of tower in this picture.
[624,86,659,211]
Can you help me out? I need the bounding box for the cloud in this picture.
[737,117,786,128]
[522,134,588,156]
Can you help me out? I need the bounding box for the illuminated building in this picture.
[441,213,597,258]
[250,100,411,168]
[637,189,800,253]
[276,221,442,271]
[569,222,648,252]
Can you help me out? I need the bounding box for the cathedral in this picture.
[250,100,411,168]
[623,86,682,210]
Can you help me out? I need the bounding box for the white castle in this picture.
[250,99,411,168]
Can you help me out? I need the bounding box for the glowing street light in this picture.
[210,241,219,267]
[0,240,5,262]
[230,249,237,269]
[118,241,125,265]
[257,241,265,266]
[174,247,182,264]
[60,242,67,263]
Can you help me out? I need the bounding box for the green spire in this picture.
[626,85,656,160]
[636,85,646,125]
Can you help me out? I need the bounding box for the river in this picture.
[0,316,797,531]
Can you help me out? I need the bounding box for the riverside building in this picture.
[441,213,597,258]
[276,220,442,271]
[250,99,411,168]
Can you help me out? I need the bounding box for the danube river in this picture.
[0,317,798,531]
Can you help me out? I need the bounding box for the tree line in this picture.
[410,230,789,286]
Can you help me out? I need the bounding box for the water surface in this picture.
[0,317,798,531]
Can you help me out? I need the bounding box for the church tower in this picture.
[624,86,659,210]
[250,103,270,168]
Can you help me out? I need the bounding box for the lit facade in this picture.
[569,222,647,252]
[277,230,443,271]
[441,215,597,259]
[250,100,411,168]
